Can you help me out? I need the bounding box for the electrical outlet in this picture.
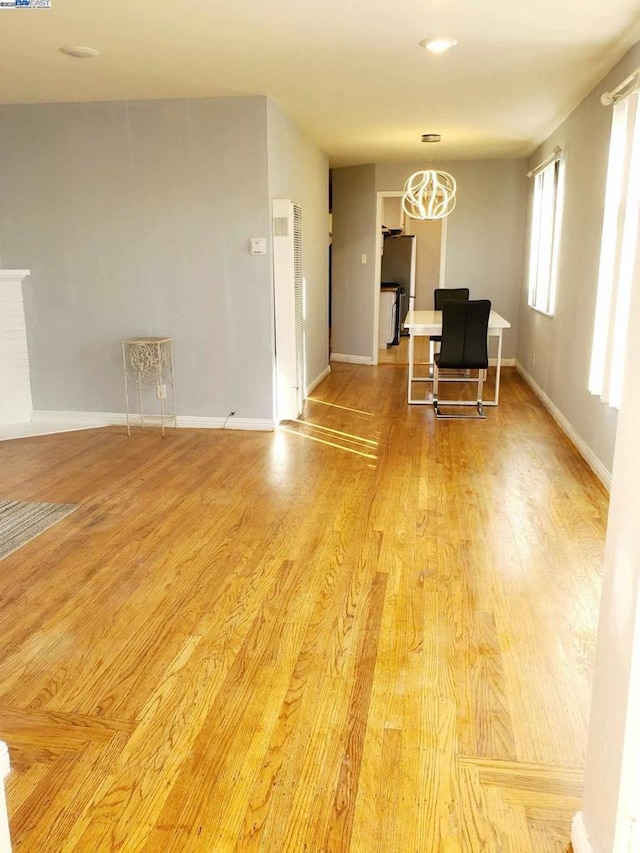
[156,384,167,399]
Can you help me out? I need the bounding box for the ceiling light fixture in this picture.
[59,46,100,59]
[420,37,458,54]
[402,135,457,220]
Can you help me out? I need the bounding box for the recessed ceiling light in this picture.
[419,38,458,54]
[59,46,100,59]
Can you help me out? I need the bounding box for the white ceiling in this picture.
[1,0,640,166]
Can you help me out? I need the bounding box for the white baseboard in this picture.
[0,742,10,853]
[0,411,109,440]
[306,365,331,395]
[571,812,592,853]
[330,353,373,365]
[32,410,274,432]
[177,415,274,431]
[32,410,111,427]
[515,363,611,491]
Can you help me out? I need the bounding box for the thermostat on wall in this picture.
[249,238,267,255]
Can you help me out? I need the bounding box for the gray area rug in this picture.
[0,500,79,560]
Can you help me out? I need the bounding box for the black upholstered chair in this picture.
[429,287,470,365]
[433,299,491,419]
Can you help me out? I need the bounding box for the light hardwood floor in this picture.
[0,365,608,852]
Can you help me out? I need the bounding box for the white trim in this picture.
[0,741,11,853]
[177,415,274,431]
[31,410,274,432]
[373,194,386,365]
[0,742,10,781]
[571,812,593,853]
[516,362,611,490]
[305,365,330,395]
[0,269,30,283]
[0,419,106,442]
[330,353,373,365]
[31,410,111,427]
[528,305,554,318]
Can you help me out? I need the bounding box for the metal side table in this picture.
[122,337,177,437]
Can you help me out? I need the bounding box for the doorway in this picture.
[374,191,448,365]
[405,216,445,309]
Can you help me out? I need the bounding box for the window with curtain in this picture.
[527,155,566,316]
[589,88,640,409]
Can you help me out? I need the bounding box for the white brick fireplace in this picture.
[0,270,32,426]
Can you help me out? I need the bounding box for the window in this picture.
[527,154,566,315]
[589,90,640,409]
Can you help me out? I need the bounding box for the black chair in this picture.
[429,287,470,366]
[433,299,491,419]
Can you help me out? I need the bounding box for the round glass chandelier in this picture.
[402,134,457,220]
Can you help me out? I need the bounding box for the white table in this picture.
[404,309,511,406]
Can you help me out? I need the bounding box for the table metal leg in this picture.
[493,330,504,405]
[408,333,415,403]
[478,330,503,407]
[408,335,435,405]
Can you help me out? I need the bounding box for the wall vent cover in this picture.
[273,217,289,237]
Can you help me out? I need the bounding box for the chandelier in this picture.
[402,134,457,220]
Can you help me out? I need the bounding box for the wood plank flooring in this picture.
[0,365,608,852]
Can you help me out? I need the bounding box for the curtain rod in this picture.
[601,66,640,106]
[526,146,564,179]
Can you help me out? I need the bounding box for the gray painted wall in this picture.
[376,160,527,361]
[0,97,276,420]
[331,165,377,359]
[518,44,640,474]
[266,100,330,390]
